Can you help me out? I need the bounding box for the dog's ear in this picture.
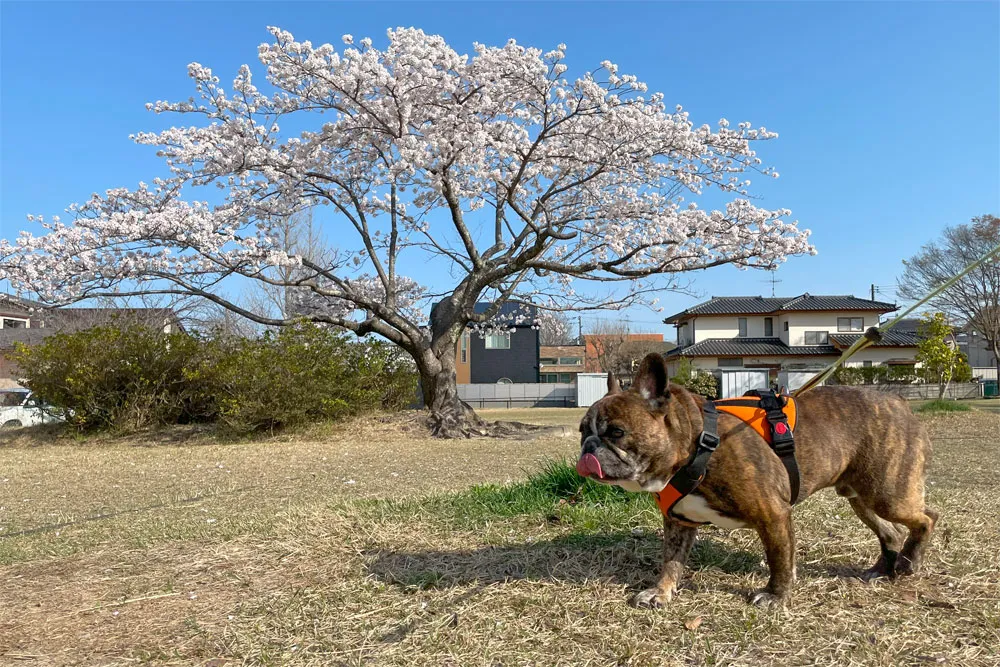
[606,371,622,395]
[633,353,671,411]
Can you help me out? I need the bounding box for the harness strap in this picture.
[655,401,719,523]
[744,390,801,504]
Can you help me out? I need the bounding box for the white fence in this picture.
[972,367,998,381]
[714,369,769,398]
[876,383,984,400]
[457,383,576,408]
[576,373,610,407]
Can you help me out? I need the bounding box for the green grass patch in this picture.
[385,459,658,530]
[914,399,973,413]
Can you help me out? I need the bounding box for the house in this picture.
[663,294,918,382]
[539,345,586,383]
[956,329,999,379]
[453,302,540,384]
[893,317,997,380]
[539,334,676,384]
[0,294,182,385]
[583,333,674,374]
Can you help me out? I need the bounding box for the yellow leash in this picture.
[793,242,1000,397]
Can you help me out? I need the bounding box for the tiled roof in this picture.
[664,294,897,323]
[830,330,920,348]
[667,337,839,358]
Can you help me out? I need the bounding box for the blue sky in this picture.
[2,1,998,335]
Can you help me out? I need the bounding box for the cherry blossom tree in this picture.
[0,27,814,436]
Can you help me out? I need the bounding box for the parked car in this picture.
[0,389,64,429]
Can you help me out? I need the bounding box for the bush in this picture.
[13,321,417,434]
[914,399,972,413]
[12,325,210,431]
[192,323,418,435]
[831,364,919,386]
[669,358,719,398]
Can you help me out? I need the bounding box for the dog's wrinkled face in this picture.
[576,354,679,493]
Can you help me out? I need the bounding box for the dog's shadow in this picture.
[366,531,764,593]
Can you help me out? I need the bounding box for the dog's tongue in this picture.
[576,453,604,479]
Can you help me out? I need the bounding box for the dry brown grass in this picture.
[1,409,999,666]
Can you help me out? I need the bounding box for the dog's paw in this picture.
[894,555,919,577]
[749,590,787,608]
[632,586,674,609]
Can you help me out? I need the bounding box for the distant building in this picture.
[894,317,997,378]
[663,294,916,382]
[539,345,586,383]
[582,333,673,374]
[453,302,540,384]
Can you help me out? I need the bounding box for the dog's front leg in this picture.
[751,511,795,607]
[632,517,696,608]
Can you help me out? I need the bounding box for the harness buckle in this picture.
[697,430,720,452]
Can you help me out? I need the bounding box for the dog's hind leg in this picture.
[872,486,938,576]
[892,505,938,576]
[848,497,907,580]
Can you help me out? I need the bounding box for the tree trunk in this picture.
[993,341,1000,392]
[418,345,488,438]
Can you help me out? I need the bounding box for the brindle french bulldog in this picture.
[576,353,939,608]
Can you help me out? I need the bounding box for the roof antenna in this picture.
[759,269,782,297]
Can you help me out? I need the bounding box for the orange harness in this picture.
[713,395,798,444]
[654,393,801,523]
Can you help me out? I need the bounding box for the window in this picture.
[460,334,468,363]
[737,317,747,337]
[863,360,873,368]
[484,333,510,349]
[541,373,557,383]
[804,331,829,345]
[539,357,558,365]
[764,317,773,337]
[559,373,574,383]
[559,357,582,365]
[1,318,28,329]
[718,357,743,367]
[838,317,864,332]
[783,321,789,332]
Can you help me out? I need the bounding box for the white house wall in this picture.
[786,312,874,347]
[777,315,790,345]
[692,316,740,341]
[671,355,837,373]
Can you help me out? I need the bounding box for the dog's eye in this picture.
[607,427,625,439]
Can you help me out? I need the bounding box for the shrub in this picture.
[193,323,418,435]
[832,364,919,386]
[11,325,210,431]
[914,399,972,413]
[13,321,418,434]
[670,358,719,398]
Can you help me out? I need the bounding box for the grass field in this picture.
[1,408,999,666]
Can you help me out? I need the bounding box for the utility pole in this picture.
[871,284,876,301]
[577,315,583,344]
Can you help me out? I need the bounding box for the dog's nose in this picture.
[582,434,601,454]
